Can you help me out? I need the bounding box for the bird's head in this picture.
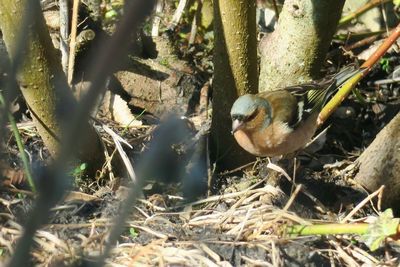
[230,94,272,134]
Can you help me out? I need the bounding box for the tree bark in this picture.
[355,113,400,212]
[258,0,345,91]
[211,0,258,171]
[0,0,103,170]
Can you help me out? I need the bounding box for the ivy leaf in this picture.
[361,209,399,251]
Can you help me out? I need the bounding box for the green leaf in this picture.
[105,10,118,19]
[394,0,400,7]
[79,163,87,171]
[129,227,139,239]
[380,58,391,73]
[159,58,170,67]
[70,162,87,176]
[361,209,399,251]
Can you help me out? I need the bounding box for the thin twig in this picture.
[59,0,69,74]
[0,92,35,192]
[339,0,391,25]
[319,22,400,124]
[102,124,136,183]
[374,76,400,85]
[169,0,188,30]
[151,0,164,37]
[341,185,384,223]
[67,0,80,84]
[189,0,203,46]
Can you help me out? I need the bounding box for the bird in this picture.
[230,66,360,157]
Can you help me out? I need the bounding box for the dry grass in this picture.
[1,174,397,266]
[1,116,398,266]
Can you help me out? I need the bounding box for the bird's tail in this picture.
[304,65,363,114]
[331,65,363,88]
[319,65,364,107]
[286,65,364,126]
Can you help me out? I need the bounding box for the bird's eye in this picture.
[232,110,258,123]
[246,110,258,122]
[232,114,244,121]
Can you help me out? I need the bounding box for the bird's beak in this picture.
[231,119,243,134]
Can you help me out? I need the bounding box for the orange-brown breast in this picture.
[234,120,292,157]
[234,112,319,157]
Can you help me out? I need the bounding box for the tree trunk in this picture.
[211,0,258,171]
[0,0,103,171]
[355,113,400,212]
[258,0,345,91]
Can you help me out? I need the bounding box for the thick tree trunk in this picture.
[0,0,103,171]
[355,113,400,212]
[211,0,258,170]
[258,0,345,91]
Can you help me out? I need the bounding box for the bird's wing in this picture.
[280,66,363,126]
[258,90,299,127]
[258,66,363,128]
[280,84,323,127]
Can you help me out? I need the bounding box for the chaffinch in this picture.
[230,66,360,157]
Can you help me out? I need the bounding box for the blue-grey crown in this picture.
[230,94,257,117]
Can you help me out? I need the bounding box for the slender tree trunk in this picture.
[0,0,103,171]
[211,0,258,171]
[258,0,345,91]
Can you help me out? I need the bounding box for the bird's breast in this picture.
[233,122,290,157]
[234,118,318,157]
